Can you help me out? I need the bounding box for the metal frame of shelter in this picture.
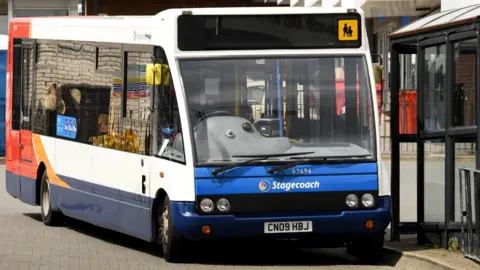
[389,4,480,248]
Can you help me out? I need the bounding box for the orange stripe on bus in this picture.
[32,135,71,189]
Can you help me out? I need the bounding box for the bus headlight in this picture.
[361,193,375,208]
[345,194,358,207]
[200,198,214,212]
[216,198,231,212]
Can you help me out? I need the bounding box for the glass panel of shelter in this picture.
[453,39,477,127]
[423,44,446,131]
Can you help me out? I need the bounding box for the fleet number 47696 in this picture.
[291,168,312,175]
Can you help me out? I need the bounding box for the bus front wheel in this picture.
[157,195,188,263]
[39,171,64,226]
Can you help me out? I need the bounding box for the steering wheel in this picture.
[195,110,233,125]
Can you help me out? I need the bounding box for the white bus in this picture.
[6,7,390,263]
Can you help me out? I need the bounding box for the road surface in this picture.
[0,164,444,269]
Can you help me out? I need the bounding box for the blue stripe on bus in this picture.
[6,170,37,206]
[195,174,378,195]
[56,174,152,209]
[5,171,153,242]
[50,182,152,242]
[194,162,378,195]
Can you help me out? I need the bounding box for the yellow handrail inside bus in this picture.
[146,63,171,86]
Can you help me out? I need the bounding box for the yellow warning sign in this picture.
[338,19,358,41]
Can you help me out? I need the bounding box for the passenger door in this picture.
[6,40,23,198]
[149,46,190,207]
[113,44,153,241]
[6,39,35,205]
[18,40,36,205]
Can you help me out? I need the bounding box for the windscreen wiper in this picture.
[210,151,315,176]
[289,154,373,160]
[267,154,373,174]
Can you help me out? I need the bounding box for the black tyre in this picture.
[39,171,64,226]
[354,234,384,265]
[157,196,188,263]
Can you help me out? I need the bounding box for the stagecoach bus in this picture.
[5,7,391,263]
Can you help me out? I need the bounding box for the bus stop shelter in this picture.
[389,4,480,249]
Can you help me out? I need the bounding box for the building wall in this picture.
[0,15,7,35]
[85,0,256,15]
[12,0,74,9]
[11,0,78,17]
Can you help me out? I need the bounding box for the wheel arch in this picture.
[36,162,47,206]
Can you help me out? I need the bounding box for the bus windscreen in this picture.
[177,13,362,51]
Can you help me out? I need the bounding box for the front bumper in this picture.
[171,195,391,245]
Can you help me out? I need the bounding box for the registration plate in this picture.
[264,221,313,234]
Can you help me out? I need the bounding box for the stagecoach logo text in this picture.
[259,180,320,192]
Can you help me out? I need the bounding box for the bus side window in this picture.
[11,41,22,131]
[154,47,185,164]
[11,40,34,132]
[21,44,34,131]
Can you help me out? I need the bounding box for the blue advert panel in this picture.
[56,115,77,139]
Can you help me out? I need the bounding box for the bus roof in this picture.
[9,7,367,54]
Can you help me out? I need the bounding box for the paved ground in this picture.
[385,237,480,270]
[383,157,476,223]
[0,164,450,269]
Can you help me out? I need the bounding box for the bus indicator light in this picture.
[365,220,374,229]
[202,225,211,234]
